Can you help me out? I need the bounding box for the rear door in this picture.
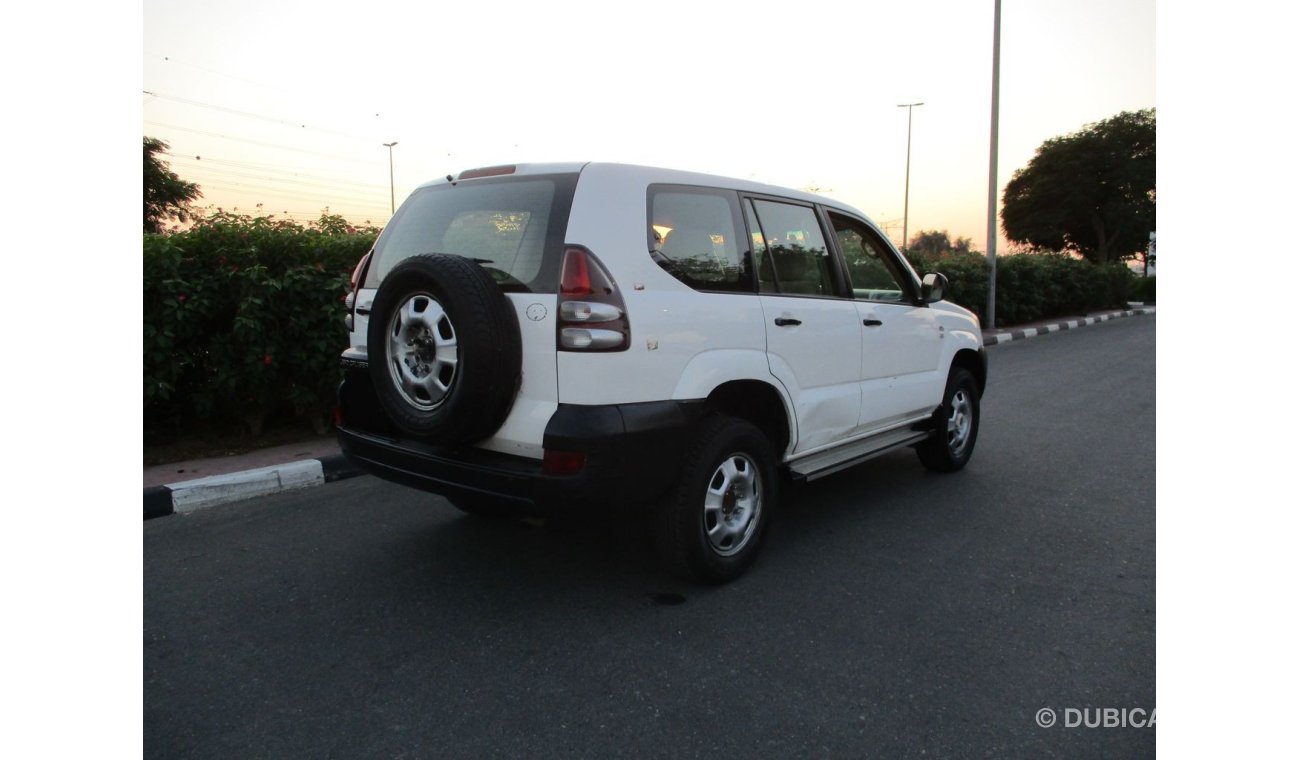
[353,171,579,458]
[743,197,862,455]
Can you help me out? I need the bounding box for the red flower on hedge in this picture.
[176,294,188,303]
[263,355,273,365]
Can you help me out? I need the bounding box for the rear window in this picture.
[363,173,578,293]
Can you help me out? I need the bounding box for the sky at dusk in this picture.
[10,4,1300,755]
[142,0,1155,250]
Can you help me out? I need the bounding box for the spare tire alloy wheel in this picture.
[387,291,458,410]
[366,254,522,446]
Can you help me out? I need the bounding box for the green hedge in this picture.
[1130,274,1156,303]
[144,214,1139,441]
[144,212,378,438]
[906,250,1135,327]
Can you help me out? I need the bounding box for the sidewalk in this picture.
[143,304,1153,519]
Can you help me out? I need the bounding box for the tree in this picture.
[144,137,202,233]
[1001,109,1155,264]
[908,229,974,256]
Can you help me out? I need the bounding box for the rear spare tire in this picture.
[366,254,522,445]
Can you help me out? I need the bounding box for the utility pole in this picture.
[897,102,924,252]
[985,0,1001,328]
[383,141,399,215]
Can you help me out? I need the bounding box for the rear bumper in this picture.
[338,427,546,507]
[337,376,705,512]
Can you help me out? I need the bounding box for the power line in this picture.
[184,170,392,208]
[149,54,387,119]
[162,152,389,190]
[196,180,390,214]
[151,55,296,97]
[144,121,384,166]
[186,177,387,209]
[187,176,391,211]
[191,198,384,222]
[170,159,390,198]
[142,90,383,144]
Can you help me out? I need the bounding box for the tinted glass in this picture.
[829,212,911,302]
[744,201,778,294]
[364,174,577,293]
[749,199,836,296]
[648,186,751,292]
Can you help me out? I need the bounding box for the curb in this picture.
[144,306,1156,521]
[144,453,362,521]
[982,306,1154,347]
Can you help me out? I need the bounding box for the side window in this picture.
[744,202,778,293]
[647,186,751,292]
[829,212,912,303]
[748,199,836,296]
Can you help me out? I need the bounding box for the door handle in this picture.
[862,318,883,327]
[774,317,802,327]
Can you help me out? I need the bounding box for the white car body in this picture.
[347,162,982,465]
[337,161,987,582]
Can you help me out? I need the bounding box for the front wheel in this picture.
[916,367,980,472]
[653,417,777,584]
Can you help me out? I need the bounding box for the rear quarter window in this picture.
[647,185,753,293]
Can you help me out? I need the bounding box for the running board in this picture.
[787,426,932,482]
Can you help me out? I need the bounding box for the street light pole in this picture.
[383,141,398,215]
[897,102,924,252]
[985,0,1001,329]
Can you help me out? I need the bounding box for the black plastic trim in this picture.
[336,390,707,512]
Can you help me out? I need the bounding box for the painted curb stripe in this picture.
[143,456,365,520]
[170,460,324,513]
[981,307,1154,348]
[144,486,174,520]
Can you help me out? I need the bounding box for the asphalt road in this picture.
[145,315,1156,758]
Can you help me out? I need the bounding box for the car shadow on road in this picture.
[352,446,978,605]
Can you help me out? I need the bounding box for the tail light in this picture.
[344,251,372,331]
[557,246,629,351]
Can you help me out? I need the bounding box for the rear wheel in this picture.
[654,417,777,584]
[917,367,980,472]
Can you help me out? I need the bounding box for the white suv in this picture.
[337,162,986,583]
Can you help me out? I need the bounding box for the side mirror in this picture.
[921,272,948,303]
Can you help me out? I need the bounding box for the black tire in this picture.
[916,367,980,472]
[654,417,777,584]
[367,254,522,445]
